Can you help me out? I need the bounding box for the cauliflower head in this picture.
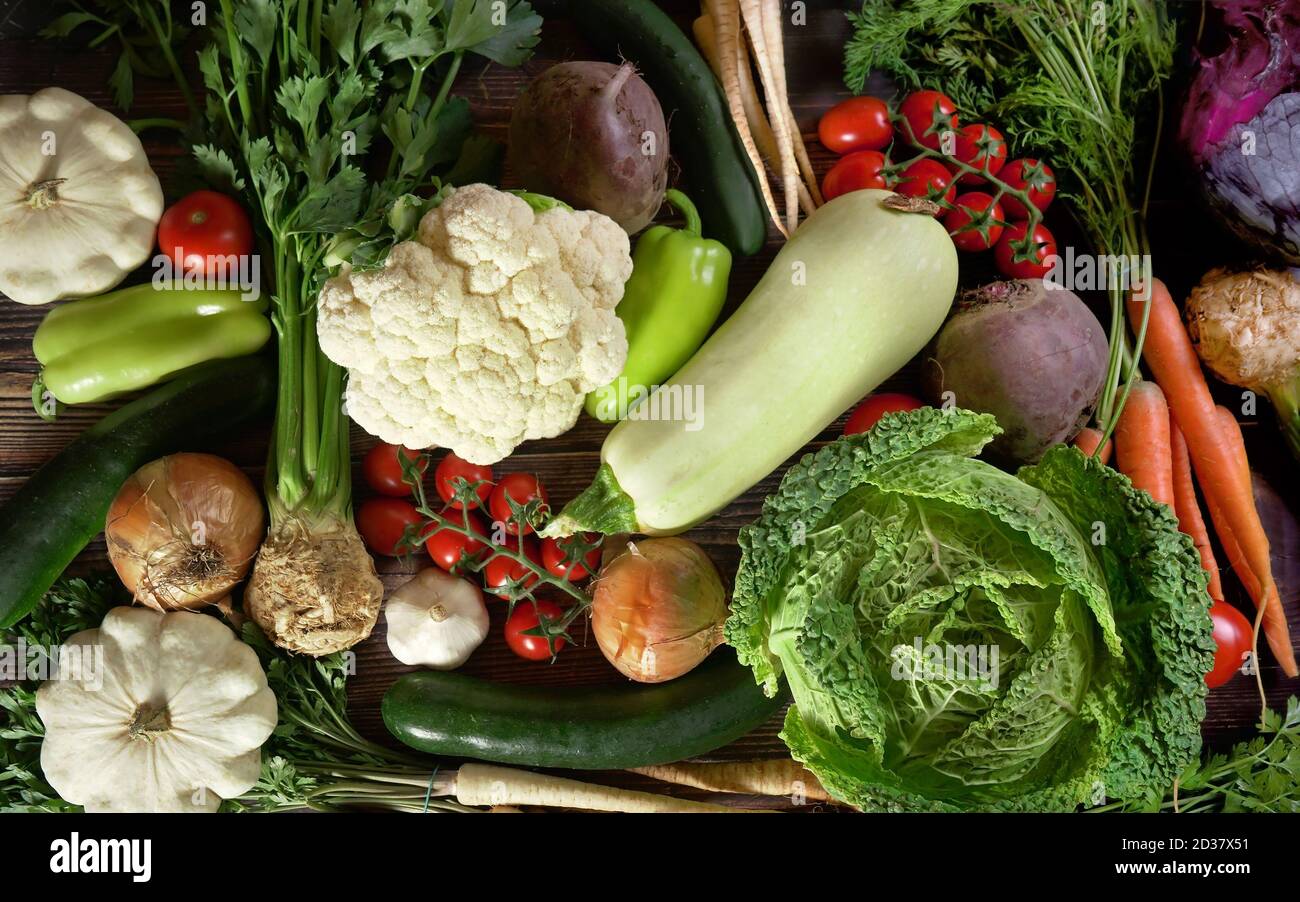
[318,184,633,464]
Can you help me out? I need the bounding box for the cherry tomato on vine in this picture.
[357,497,422,556]
[434,452,493,510]
[843,393,925,435]
[505,599,567,661]
[424,508,490,572]
[897,90,959,151]
[822,150,890,201]
[999,158,1057,218]
[157,190,254,277]
[541,533,602,581]
[362,443,426,496]
[1206,602,1253,689]
[953,124,1007,185]
[943,192,1005,252]
[488,473,549,535]
[896,158,957,211]
[994,221,1058,279]
[483,538,542,600]
[818,96,893,154]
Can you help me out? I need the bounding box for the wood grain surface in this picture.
[2,0,1297,812]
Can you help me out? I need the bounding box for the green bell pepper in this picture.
[586,189,732,422]
[32,282,272,411]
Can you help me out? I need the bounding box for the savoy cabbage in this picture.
[726,408,1215,811]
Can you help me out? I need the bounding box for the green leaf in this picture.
[234,0,279,67]
[39,11,103,38]
[291,166,368,233]
[192,144,246,193]
[461,0,542,66]
[323,0,364,65]
[108,51,134,111]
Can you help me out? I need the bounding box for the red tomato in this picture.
[1206,602,1254,689]
[818,96,893,154]
[483,538,542,600]
[424,509,490,572]
[896,158,957,211]
[488,473,549,535]
[356,497,421,557]
[843,393,925,435]
[362,443,426,497]
[541,534,602,581]
[952,124,1007,184]
[897,90,959,151]
[942,192,1005,252]
[822,150,890,201]
[993,221,1058,279]
[505,599,567,661]
[434,452,493,510]
[157,190,254,278]
[1000,158,1057,218]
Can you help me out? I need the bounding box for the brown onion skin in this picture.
[105,453,264,611]
[592,537,727,683]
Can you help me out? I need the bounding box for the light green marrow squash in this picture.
[545,189,958,537]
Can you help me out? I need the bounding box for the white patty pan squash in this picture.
[0,87,164,304]
[35,607,278,812]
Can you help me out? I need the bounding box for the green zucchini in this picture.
[539,0,768,256]
[0,355,275,628]
[382,648,787,769]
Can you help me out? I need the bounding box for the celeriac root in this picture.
[244,514,384,656]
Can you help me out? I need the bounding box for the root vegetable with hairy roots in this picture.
[245,515,384,657]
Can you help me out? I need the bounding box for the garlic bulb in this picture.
[385,568,489,669]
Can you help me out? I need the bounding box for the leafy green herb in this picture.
[42,1,197,115]
[844,0,1176,445]
[1092,697,1300,813]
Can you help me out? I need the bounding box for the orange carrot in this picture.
[1169,416,1223,603]
[1126,278,1297,677]
[1114,381,1176,509]
[1072,426,1112,464]
[1214,406,1296,675]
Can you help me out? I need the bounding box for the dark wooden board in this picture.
[2,1,1297,812]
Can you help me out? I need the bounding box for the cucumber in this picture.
[539,0,768,256]
[382,648,787,769]
[547,190,958,537]
[0,355,275,628]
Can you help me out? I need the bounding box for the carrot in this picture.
[1214,406,1297,675]
[1126,278,1297,677]
[1114,380,1176,509]
[630,759,831,801]
[1072,426,1112,464]
[1169,416,1224,603]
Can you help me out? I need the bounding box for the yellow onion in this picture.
[105,453,264,611]
[592,537,727,683]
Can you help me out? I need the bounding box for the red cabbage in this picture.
[1180,0,1300,262]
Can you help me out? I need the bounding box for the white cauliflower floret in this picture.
[318,184,633,465]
